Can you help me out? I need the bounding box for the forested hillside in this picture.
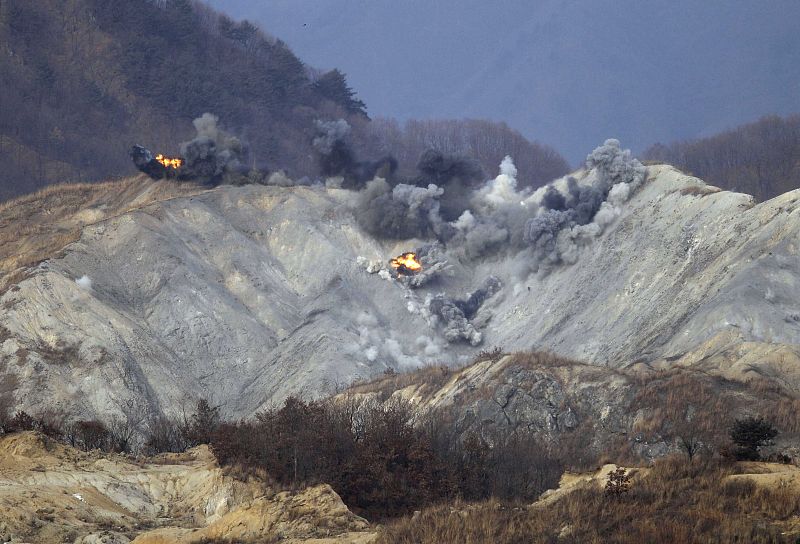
[644,115,800,201]
[0,0,367,200]
[362,118,569,190]
[0,0,569,201]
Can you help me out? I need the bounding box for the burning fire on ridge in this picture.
[130,144,185,179]
[390,252,422,275]
[155,153,183,169]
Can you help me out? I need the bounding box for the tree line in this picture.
[644,114,800,201]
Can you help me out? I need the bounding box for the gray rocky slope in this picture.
[2,164,800,424]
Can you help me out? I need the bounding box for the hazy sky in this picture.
[207,0,800,164]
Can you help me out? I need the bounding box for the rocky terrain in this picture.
[343,351,800,462]
[2,160,800,429]
[0,431,374,543]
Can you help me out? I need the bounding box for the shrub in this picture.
[74,420,110,451]
[729,417,778,461]
[604,467,631,498]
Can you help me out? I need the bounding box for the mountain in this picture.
[207,0,800,163]
[3,158,800,429]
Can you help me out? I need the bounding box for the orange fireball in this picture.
[155,153,183,169]
[390,252,422,274]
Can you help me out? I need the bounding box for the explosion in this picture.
[131,113,246,184]
[155,154,183,169]
[390,252,422,275]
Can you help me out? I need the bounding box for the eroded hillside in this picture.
[0,431,374,543]
[2,161,800,428]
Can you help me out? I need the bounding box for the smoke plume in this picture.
[520,139,646,270]
[313,119,397,189]
[424,276,502,345]
[355,178,444,239]
[75,275,92,291]
[350,312,443,369]
[413,150,485,222]
[179,113,247,184]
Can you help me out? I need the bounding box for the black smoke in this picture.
[540,185,567,211]
[355,179,443,239]
[313,119,397,189]
[412,150,485,222]
[130,145,176,179]
[315,118,489,240]
[353,149,485,240]
[455,276,502,319]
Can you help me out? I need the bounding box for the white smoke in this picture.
[473,155,521,210]
[350,311,442,369]
[75,275,92,291]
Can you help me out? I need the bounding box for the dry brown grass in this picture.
[0,175,208,292]
[679,185,721,197]
[346,363,459,400]
[345,351,609,401]
[377,456,800,543]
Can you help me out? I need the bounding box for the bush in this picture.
[604,467,631,498]
[73,420,110,451]
[729,417,778,461]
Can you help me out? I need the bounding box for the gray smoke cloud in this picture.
[425,294,482,345]
[586,138,647,192]
[313,119,397,189]
[313,119,351,156]
[401,244,452,288]
[355,178,445,239]
[424,276,502,345]
[351,154,485,241]
[519,139,646,271]
[349,311,444,370]
[456,276,502,319]
[350,139,646,275]
[413,150,485,222]
[351,141,645,353]
[179,113,247,184]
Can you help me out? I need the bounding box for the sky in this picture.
[207,0,800,164]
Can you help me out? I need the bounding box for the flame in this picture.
[155,153,183,169]
[390,252,422,274]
